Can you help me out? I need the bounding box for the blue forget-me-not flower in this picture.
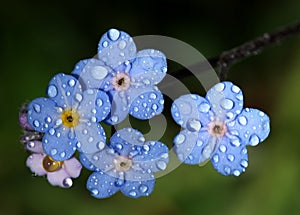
[171,81,270,176]
[80,128,169,198]
[27,73,111,161]
[71,29,167,124]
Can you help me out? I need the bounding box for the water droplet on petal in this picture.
[48,85,58,97]
[51,149,57,155]
[156,160,167,170]
[111,116,118,123]
[96,99,103,107]
[133,107,139,112]
[220,99,234,110]
[231,85,240,93]
[49,128,55,135]
[91,66,108,80]
[249,134,260,146]
[143,79,150,85]
[213,154,219,163]
[60,152,66,158]
[215,83,225,92]
[33,104,41,113]
[88,137,94,143]
[174,134,185,145]
[33,120,40,127]
[199,103,210,113]
[63,178,73,188]
[108,29,120,41]
[149,93,157,99]
[68,79,75,87]
[115,178,124,187]
[139,184,148,193]
[224,166,231,175]
[259,111,265,117]
[186,119,201,132]
[152,104,158,111]
[238,116,248,126]
[219,144,227,153]
[91,189,99,195]
[240,160,248,168]
[115,143,123,150]
[227,154,235,162]
[97,141,105,150]
[129,190,137,197]
[233,170,240,176]
[118,40,127,49]
[102,41,108,47]
[75,93,83,102]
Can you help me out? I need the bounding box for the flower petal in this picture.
[63,157,82,178]
[206,81,243,121]
[26,154,47,176]
[211,136,249,176]
[75,122,106,154]
[47,169,70,188]
[120,179,155,198]
[77,89,111,122]
[173,130,213,165]
[47,73,82,109]
[79,153,99,171]
[97,29,136,69]
[71,58,112,89]
[43,126,77,161]
[227,108,270,147]
[27,98,60,132]
[129,88,164,120]
[171,94,211,130]
[86,171,119,199]
[130,49,167,85]
[26,140,44,153]
[133,141,169,173]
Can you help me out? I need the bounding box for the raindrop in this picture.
[115,143,123,150]
[118,40,127,49]
[133,107,139,112]
[88,137,94,143]
[230,138,241,147]
[149,93,157,99]
[33,120,40,127]
[202,145,213,159]
[96,99,103,107]
[213,154,219,163]
[115,179,124,187]
[91,189,99,195]
[152,104,158,111]
[82,129,88,135]
[51,149,57,155]
[162,66,167,73]
[249,134,260,146]
[219,144,227,153]
[196,140,203,147]
[233,170,240,176]
[199,103,210,113]
[111,116,118,123]
[91,66,108,80]
[220,99,234,110]
[139,185,148,193]
[75,93,82,102]
[240,160,248,168]
[63,178,73,188]
[49,128,55,135]
[236,94,243,101]
[47,85,58,97]
[215,83,225,92]
[129,191,137,197]
[45,117,52,123]
[33,104,41,113]
[175,134,185,145]
[108,29,120,41]
[143,79,150,85]
[156,160,167,170]
[102,41,108,47]
[231,85,240,93]
[238,116,248,126]
[227,154,235,162]
[60,152,66,158]
[259,111,265,117]
[97,141,105,150]
[224,166,231,175]
[186,119,201,132]
[66,91,71,97]
[68,79,75,87]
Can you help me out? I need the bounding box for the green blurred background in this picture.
[1,0,300,214]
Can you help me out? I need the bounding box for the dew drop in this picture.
[115,143,123,150]
[33,104,41,113]
[152,104,158,111]
[68,79,75,87]
[111,116,118,123]
[240,160,248,168]
[219,144,227,153]
[51,148,57,155]
[259,111,265,117]
[102,41,108,47]
[75,93,82,102]
[82,129,88,135]
[60,152,66,158]
[143,79,150,85]
[97,141,105,150]
[91,189,99,196]
[129,191,137,197]
[215,83,225,92]
[220,99,234,110]
[133,107,139,112]
[115,179,124,187]
[88,137,94,143]
[63,178,73,188]
[238,116,248,126]
[231,85,240,93]
[91,66,108,80]
[96,99,103,107]
[230,138,241,147]
[139,184,148,193]
[175,133,185,145]
[199,103,210,113]
[118,40,127,49]
[186,119,201,132]
[227,154,235,162]
[108,29,120,41]
[249,134,260,146]
[49,128,55,135]
[233,170,240,176]
[213,154,219,163]
[45,117,52,123]
[33,120,40,127]
[149,93,157,99]
[47,85,58,97]
[224,166,231,175]
[156,160,167,170]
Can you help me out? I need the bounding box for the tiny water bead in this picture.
[114,156,132,172]
[42,156,63,172]
[61,109,79,128]
[112,72,131,91]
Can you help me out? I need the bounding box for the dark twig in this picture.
[172,21,300,81]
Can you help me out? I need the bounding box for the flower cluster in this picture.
[19,28,271,199]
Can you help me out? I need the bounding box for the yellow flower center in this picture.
[114,156,132,172]
[61,109,79,128]
[42,156,64,172]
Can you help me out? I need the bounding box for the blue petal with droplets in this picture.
[87,171,119,199]
[133,141,169,172]
[43,126,77,161]
[171,94,211,130]
[211,136,249,176]
[77,89,111,122]
[130,49,167,85]
[71,58,112,90]
[79,153,99,171]
[98,29,136,69]
[27,98,60,132]
[129,88,164,120]
[75,121,106,154]
[173,130,212,165]
[47,73,82,109]
[227,108,270,147]
[120,179,155,198]
[206,82,243,121]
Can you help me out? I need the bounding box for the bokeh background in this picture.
[1,0,300,214]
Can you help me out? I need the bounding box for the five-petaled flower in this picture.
[27,73,111,161]
[171,81,270,176]
[80,128,169,198]
[71,28,167,124]
[26,140,82,188]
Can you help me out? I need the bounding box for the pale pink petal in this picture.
[26,141,44,153]
[47,169,70,188]
[63,157,82,178]
[26,154,47,176]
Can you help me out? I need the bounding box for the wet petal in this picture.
[211,136,249,176]
[27,97,60,132]
[129,88,164,120]
[206,82,244,121]
[75,122,106,154]
[64,157,82,178]
[47,73,82,109]
[98,29,136,69]
[43,126,77,161]
[26,140,44,153]
[173,130,213,165]
[227,108,270,147]
[79,153,99,171]
[133,141,169,173]
[120,179,155,198]
[171,94,211,130]
[130,49,167,85]
[77,89,111,122]
[26,154,47,176]
[47,169,70,187]
[71,58,112,89]
[86,171,119,199]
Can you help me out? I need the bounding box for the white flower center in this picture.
[114,156,132,172]
[208,121,227,137]
[112,73,131,91]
